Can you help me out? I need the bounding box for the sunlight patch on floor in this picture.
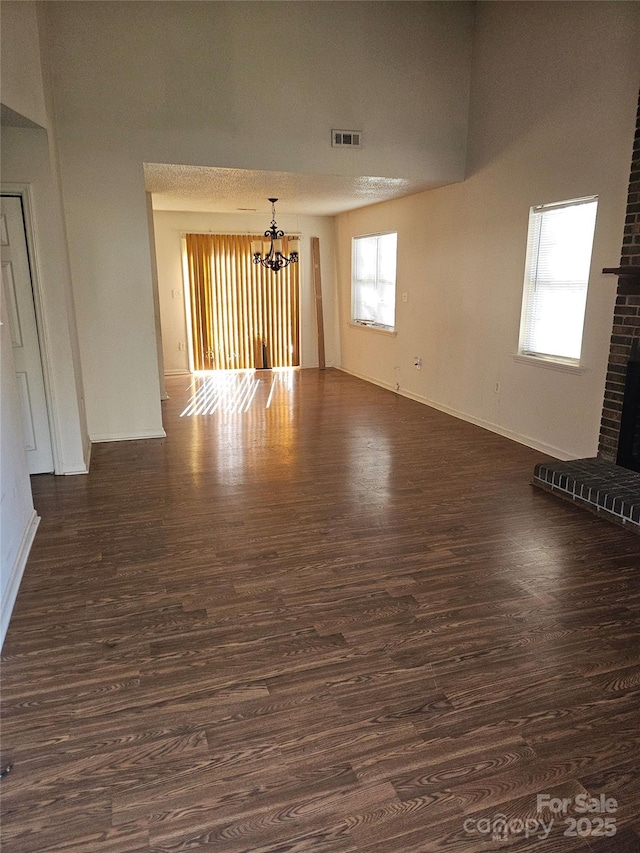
[179,369,296,416]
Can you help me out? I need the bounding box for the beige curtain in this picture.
[185,233,299,371]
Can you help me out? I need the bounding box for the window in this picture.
[352,232,398,330]
[519,197,597,364]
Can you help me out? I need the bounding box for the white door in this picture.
[1,195,54,474]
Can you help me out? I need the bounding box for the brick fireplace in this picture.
[599,87,640,463]
[533,90,640,532]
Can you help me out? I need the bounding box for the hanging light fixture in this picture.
[251,198,299,273]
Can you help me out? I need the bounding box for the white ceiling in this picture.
[143,163,443,217]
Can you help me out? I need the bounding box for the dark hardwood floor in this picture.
[2,369,640,852]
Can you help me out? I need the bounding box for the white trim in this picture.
[513,353,586,374]
[1,184,62,472]
[348,321,397,337]
[90,429,167,443]
[181,236,195,375]
[61,463,90,475]
[337,366,576,461]
[164,369,191,376]
[57,438,91,475]
[533,195,598,213]
[84,435,92,471]
[1,510,40,649]
[350,229,397,240]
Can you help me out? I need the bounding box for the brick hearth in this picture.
[533,458,640,532]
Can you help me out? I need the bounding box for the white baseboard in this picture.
[84,436,92,470]
[337,367,574,461]
[61,462,89,475]
[90,429,167,443]
[1,510,40,649]
[60,440,91,475]
[52,436,92,475]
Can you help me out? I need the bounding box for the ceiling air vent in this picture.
[332,129,362,148]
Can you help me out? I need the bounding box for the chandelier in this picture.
[251,198,299,273]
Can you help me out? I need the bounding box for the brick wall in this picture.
[621,91,640,269]
[598,91,640,462]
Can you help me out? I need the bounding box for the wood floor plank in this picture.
[2,369,639,852]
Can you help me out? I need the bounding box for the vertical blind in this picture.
[519,198,597,362]
[186,233,299,371]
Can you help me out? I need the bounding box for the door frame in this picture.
[2,184,60,473]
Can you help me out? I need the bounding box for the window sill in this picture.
[513,353,586,374]
[349,321,397,337]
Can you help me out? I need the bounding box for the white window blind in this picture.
[519,197,597,363]
[352,232,397,330]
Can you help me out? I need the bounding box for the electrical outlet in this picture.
[179,342,186,351]
[172,289,182,299]
[414,357,422,369]
[402,291,408,303]
[494,381,500,394]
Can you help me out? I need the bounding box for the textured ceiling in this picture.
[143,163,441,217]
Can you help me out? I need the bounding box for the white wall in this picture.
[45,1,473,182]
[336,1,640,460]
[152,209,337,373]
[38,0,474,440]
